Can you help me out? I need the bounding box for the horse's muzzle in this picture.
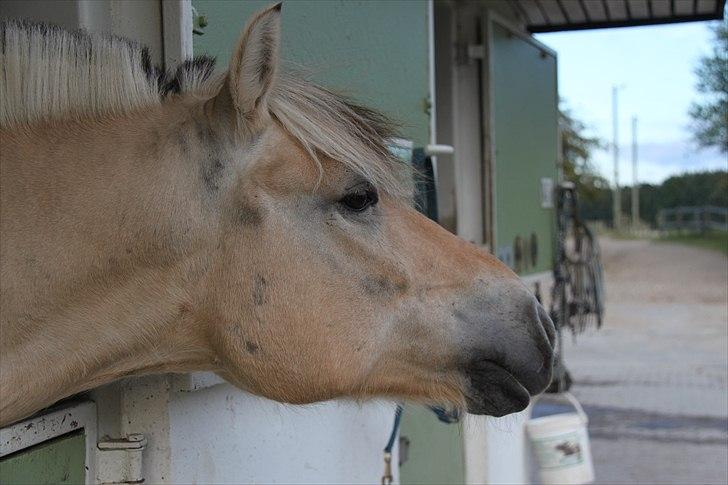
[460,293,556,417]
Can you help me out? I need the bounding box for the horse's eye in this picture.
[340,186,379,212]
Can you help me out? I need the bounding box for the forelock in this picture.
[269,74,412,197]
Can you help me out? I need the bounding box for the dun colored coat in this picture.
[0,4,554,427]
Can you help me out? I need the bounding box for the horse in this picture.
[0,3,554,428]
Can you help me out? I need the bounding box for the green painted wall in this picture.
[192,0,431,146]
[0,431,86,484]
[492,23,558,275]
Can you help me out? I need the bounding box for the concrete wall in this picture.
[0,0,81,30]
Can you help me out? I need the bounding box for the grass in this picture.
[658,231,728,256]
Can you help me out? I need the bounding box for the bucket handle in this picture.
[532,392,588,424]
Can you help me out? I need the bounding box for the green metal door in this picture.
[0,431,86,485]
[491,21,558,275]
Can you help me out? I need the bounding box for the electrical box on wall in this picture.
[541,177,555,208]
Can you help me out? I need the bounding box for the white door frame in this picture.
[162,0,193,69]
[1,401,98,485]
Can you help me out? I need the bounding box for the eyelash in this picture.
[339,186,379,212]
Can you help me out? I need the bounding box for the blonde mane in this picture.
[0,20,163,126]
[0,20,407,194]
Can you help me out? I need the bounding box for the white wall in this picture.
[167,383,398,484]
[94,375,398,484]
[463,409,532,485]
[433,1,485,245]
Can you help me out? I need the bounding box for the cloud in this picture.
[539,22,727,186]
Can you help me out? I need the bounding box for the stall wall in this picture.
[89,374,400,484]
[167,384,397,483]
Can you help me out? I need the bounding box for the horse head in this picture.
[0,3,553,425]
[191,4,555,417]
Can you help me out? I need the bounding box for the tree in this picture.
[689,22,728,153]
[616,171,726,226]
[559,103,610,220]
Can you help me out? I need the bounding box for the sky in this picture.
[535,20,727,185]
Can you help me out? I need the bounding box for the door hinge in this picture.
[96,434,147,484]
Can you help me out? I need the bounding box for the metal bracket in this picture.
[425,144,455,156]
[96,434,147,484]
[191,6,208,35]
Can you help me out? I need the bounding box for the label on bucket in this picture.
[532,431,585,469]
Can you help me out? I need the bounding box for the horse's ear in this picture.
[226,3,282,118]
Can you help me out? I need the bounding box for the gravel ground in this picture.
[553,237,728,484]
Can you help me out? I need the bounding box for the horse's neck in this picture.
[0,107,217,426]
[0,265,213,426]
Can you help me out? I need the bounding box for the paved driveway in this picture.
[557,237,727,484]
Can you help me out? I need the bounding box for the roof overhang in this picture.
[513,0,726,33]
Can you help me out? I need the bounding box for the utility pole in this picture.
[631,116,639,227]
[612,86,621,230]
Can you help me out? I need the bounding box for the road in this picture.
[547,237,727,484]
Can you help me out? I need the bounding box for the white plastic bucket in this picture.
[526,392,595,484]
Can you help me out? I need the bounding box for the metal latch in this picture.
[399,435,410,466]
[96,434,146,484]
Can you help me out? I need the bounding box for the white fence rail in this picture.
[657,206,728,232]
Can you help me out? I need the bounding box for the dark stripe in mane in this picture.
[161,56,218,96]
